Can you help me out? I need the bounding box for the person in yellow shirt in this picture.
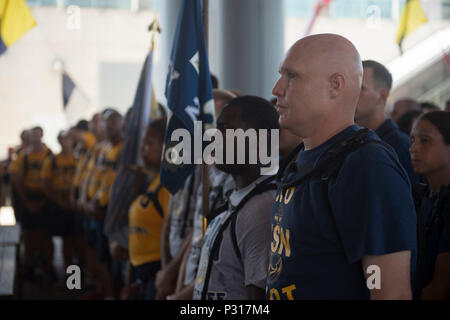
[9,129,31,224]
[74,114,110,299]
[70,119,97,209]
[128,117,170,300]
[86,110,124,299]
[42,131,77,269]
[9,126,54,281]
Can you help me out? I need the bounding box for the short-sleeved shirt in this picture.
[266,125,417,300]
[194,175,276,300]
[41,153,76,198]
[9,146,53,194]
[86,142,109,200]
[73,132,97,189]
[375,118,420,185]
[95,141,123,207]
[184,166,235,286]
[129,174,171,267]
[415,186,450,295]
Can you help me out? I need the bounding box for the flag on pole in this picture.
[304,0,332,37]
[160,0,215,195]
[443,51,450,77]
[104,49,157,247]
[395,0,428,54]
[0,0,37,55]
[62,71,91,126]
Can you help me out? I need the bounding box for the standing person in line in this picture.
[410,111,450,300]
[268,34,417,300]
[194,96,279,300]
[355,60,419,185]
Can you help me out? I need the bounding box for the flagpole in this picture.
[123,18,161,296]
[201,0,210,237]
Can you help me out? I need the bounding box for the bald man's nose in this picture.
[272,77,285,98]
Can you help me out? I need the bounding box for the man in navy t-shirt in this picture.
[355,60,420,185]
[269,34,417,300]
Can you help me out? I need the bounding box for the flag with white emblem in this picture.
[161,0,215,194]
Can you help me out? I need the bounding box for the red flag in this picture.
[304,0,332,37]
[443,51,450,76]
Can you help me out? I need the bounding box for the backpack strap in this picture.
[228,178,278,263]
[51,154,57,172]
[23,152,29,177]
[200,176,277,299]
[276,129,396,189]
[143,183,164,218]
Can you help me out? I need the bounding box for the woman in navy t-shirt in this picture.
[410,111,450,299]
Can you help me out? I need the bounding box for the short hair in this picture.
[397,110,423,135]
[213,89,236,104]
[102,107,120,119]
[147,117,167,142]
[75,119,89,131]
[225,96,280,131]
[420,102,440,112]
[418,111,450,145]
[31,126,43,135]
[104,109,122,121]
[362,60,392,90]
[211,74,219,89]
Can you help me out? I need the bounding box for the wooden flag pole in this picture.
[123,17,161,297]
[201,0,210,237]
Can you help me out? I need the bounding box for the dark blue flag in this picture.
[62,72,75,109]
[160,0,215,194]
[103,50,154,247]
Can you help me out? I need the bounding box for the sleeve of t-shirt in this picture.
[8,154,23,175]
[328,144,418,264]
[236,190,275,289]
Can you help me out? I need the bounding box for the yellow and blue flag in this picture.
[160,0,215,194]
[104,49,156,247]
[396,0,428,54]
[0,0,36,55]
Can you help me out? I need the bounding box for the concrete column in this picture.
[216,0,285,99]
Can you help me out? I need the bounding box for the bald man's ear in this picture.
[328,73,345,99]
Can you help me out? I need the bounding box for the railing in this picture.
[27,0,159,11]
[418,77,450,108]
[285,0,450,20]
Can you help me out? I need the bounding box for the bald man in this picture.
[268,34,417,300]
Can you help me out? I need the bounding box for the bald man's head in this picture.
[272,34,362,139]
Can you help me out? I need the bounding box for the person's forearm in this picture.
[166,231,193,271]
[168,282,194,300]
[160,208,173,267]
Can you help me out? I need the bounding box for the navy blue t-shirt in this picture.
[415,187,450,297]
[266,125,417,300]
[375,118,420,185]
